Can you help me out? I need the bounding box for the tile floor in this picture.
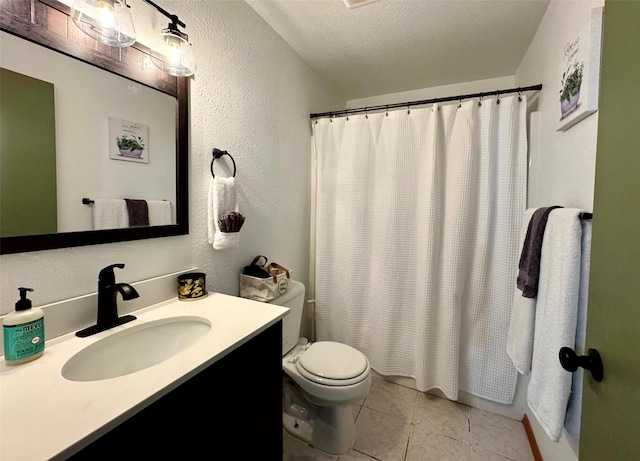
[283,375,535,461]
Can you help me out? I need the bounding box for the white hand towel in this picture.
[147,200,172,226]
[207,176,239,250]
[564,219,592,439]
[527,208,583,442]
[507,208,537,375]
[92,199,128,230]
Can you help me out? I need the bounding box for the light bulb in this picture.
[97,4,115,30]
[169,44,182,66]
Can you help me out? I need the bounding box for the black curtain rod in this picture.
[310,84,543,119]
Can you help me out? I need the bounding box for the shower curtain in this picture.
[312,95,527,404]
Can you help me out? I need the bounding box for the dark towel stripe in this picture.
[124,199,149,227]
[516,206,562,298]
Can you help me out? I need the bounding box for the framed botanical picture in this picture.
[109,117,149,163]
[557,7,603,131]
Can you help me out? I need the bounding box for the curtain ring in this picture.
[478,94,483,107]
[407,103,410,115]
[365,107,368,119]
[518,91,522,102]
[458,98,462,108]
[385,105,389,116]
[496,92,501,104]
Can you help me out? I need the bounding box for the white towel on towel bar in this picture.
[564,218,592,439]
[147,200,172,226]
[92,199,128,230]
[207,176,239,250]
[507,208,537,375]
[527,208,583,442]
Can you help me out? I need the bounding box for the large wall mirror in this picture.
[0,0,188,254]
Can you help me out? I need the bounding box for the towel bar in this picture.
[82,198,170,205]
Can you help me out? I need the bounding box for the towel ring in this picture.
[210,148,237,178]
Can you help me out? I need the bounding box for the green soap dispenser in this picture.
[3,288,45,365]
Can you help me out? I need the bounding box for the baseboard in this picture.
[523,414,544,461]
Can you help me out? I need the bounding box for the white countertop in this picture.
[0,292,288,461]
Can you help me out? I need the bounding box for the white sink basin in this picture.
[62,316,211,382]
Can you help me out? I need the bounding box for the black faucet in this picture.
[76,264,140,338]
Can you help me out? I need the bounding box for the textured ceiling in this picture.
[246,0,550,99]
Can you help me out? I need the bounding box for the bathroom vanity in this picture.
[0,293,288,460]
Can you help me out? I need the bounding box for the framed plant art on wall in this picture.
[557,7,603,132]
[109,117,149,163]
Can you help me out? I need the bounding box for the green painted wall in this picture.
[580,1,640,459]
[0,68,57,237]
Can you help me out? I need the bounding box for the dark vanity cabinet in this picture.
[69,322,283,460]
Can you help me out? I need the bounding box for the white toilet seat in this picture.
[295,341,369,386]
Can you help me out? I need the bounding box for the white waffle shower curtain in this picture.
[313,95,526,404]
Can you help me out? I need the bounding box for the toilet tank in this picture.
[268,280,305,355]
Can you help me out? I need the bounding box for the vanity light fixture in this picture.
[70,0,136,48]
[70,0,197,77]
[148,6,197,77]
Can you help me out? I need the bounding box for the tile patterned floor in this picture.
[283,376,535,461]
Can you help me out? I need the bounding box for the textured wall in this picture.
[177,1,344,322]
[0,0,344,333]
[517,0,603,212]
[514,0,604,460]
[0,237,191,314]
[347,75,516,108]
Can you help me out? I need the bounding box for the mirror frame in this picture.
[0,0,188,254]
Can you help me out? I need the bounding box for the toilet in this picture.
[269,280,371,455]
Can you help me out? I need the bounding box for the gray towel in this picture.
[124,199,149,227]
[516,206,562,297]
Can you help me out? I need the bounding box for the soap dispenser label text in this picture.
[3,318,44,361]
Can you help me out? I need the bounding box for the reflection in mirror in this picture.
[1,33,176,236]
[0,0,188,254]
[1,67,58,237]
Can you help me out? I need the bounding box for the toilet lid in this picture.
[296,342,368,383]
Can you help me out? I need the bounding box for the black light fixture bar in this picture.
[142,0,186,28]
